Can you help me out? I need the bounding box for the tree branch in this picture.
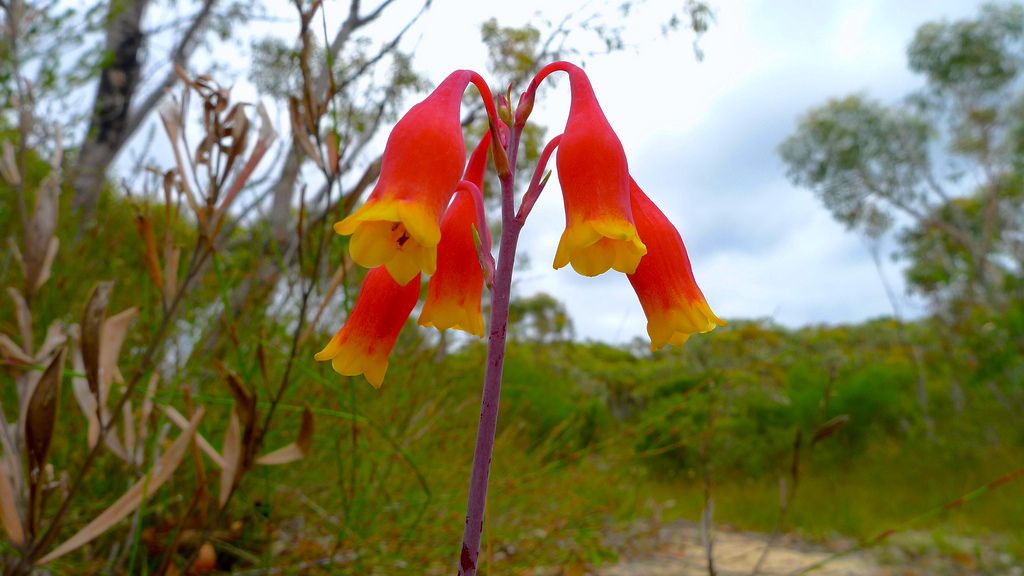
[123,0,218,142]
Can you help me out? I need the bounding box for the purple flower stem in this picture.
[458,126,543,575]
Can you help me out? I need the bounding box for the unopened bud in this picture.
[498,94,512,126]
[514,89,535,127]
[489,125,511,178]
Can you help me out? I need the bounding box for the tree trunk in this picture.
[71,0,151,217]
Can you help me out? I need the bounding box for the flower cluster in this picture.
[316,62,723,387]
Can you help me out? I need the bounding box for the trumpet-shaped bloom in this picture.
[419,136,492,336]
[334,71,475,284]
[531,61,646,277]
[627,178,724,350]
[314,267,420,388]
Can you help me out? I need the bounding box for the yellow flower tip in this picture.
[419,300,485,337]
[385,251,428,285]
[313,334,343,362]
[333,218,355,236]
[315,334,389,388]
[554,220,646,276]
[646,298,723,350]
[650,332,691,352]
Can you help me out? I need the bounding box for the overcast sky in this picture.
[396,0,986,343]
[130,0,990,344]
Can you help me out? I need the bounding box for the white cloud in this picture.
[117,0,984,344]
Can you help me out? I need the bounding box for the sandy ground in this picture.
[598,522,876,575]
[594,520,1023,576]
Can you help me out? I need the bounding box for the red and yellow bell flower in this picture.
[419,136,492,337]
[334,71,477,285]
[627,178,724,350]
[529,61,647,277]
[318,62,723,396]
[314,266,420,387]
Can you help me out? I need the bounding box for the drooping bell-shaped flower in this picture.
[314,267,420,388]
[627,178,724,350]
[334,71,480,285]
[528,61,646,277]
[419,135,492,337]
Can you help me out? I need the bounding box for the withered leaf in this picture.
[0,457,24,546]
[81,282,114,399]
[26,348,66,480]
[7,287,33,356]
[219,410,241,508]
[256,406,313,466]
[24,177,60,293]
[99,307,139,404]
[69,348,100,450]
[0,334,33,365]
[811,415,851,447]
[32,237,59,293]
[161,405,225,469]
[38,408,205,564]
[135,213,163,291]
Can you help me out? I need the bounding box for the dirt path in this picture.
[598,522,880,576]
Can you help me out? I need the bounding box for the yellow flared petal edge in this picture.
[348,221,400,269]
[553,219,647,276]
[385,247,432,285]
[314,335,389,388]
[418,299,485,337]
[647,299,726,351]
[335,199,440,280]
[335,199,441,247]
[398,201,441,248]
[334,200,401,235]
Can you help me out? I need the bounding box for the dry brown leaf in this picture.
[218,411,241,508]
[160,101,204,226]
[326,131,340,176]
[0,457,24,546]
[32,237,59,293]
[223,372,255,431]
[37,408,205,565]
[216,103,276,219]
[811,414,851,447]
[288,97,324,169]
[122,402,136,460]
[6,237,24,276]
[164,246,181,304]
[35,321,66,361]
[25,177,59,293]
[158,98,182,144]
[256,407,313,466]
[25,348,66,479]
[137,374,160,461]
[70,349,101,450]
[81,282,114,399]
[135,213,163,291]
[26,347,66,532]
[6,288,33,356]
[0,334,33,365]
[99,308,139,404]
[257,102,277,145]
[161,405,225,469]
[68,350,128,463]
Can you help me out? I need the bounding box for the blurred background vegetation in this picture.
[0,0,1021,574]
